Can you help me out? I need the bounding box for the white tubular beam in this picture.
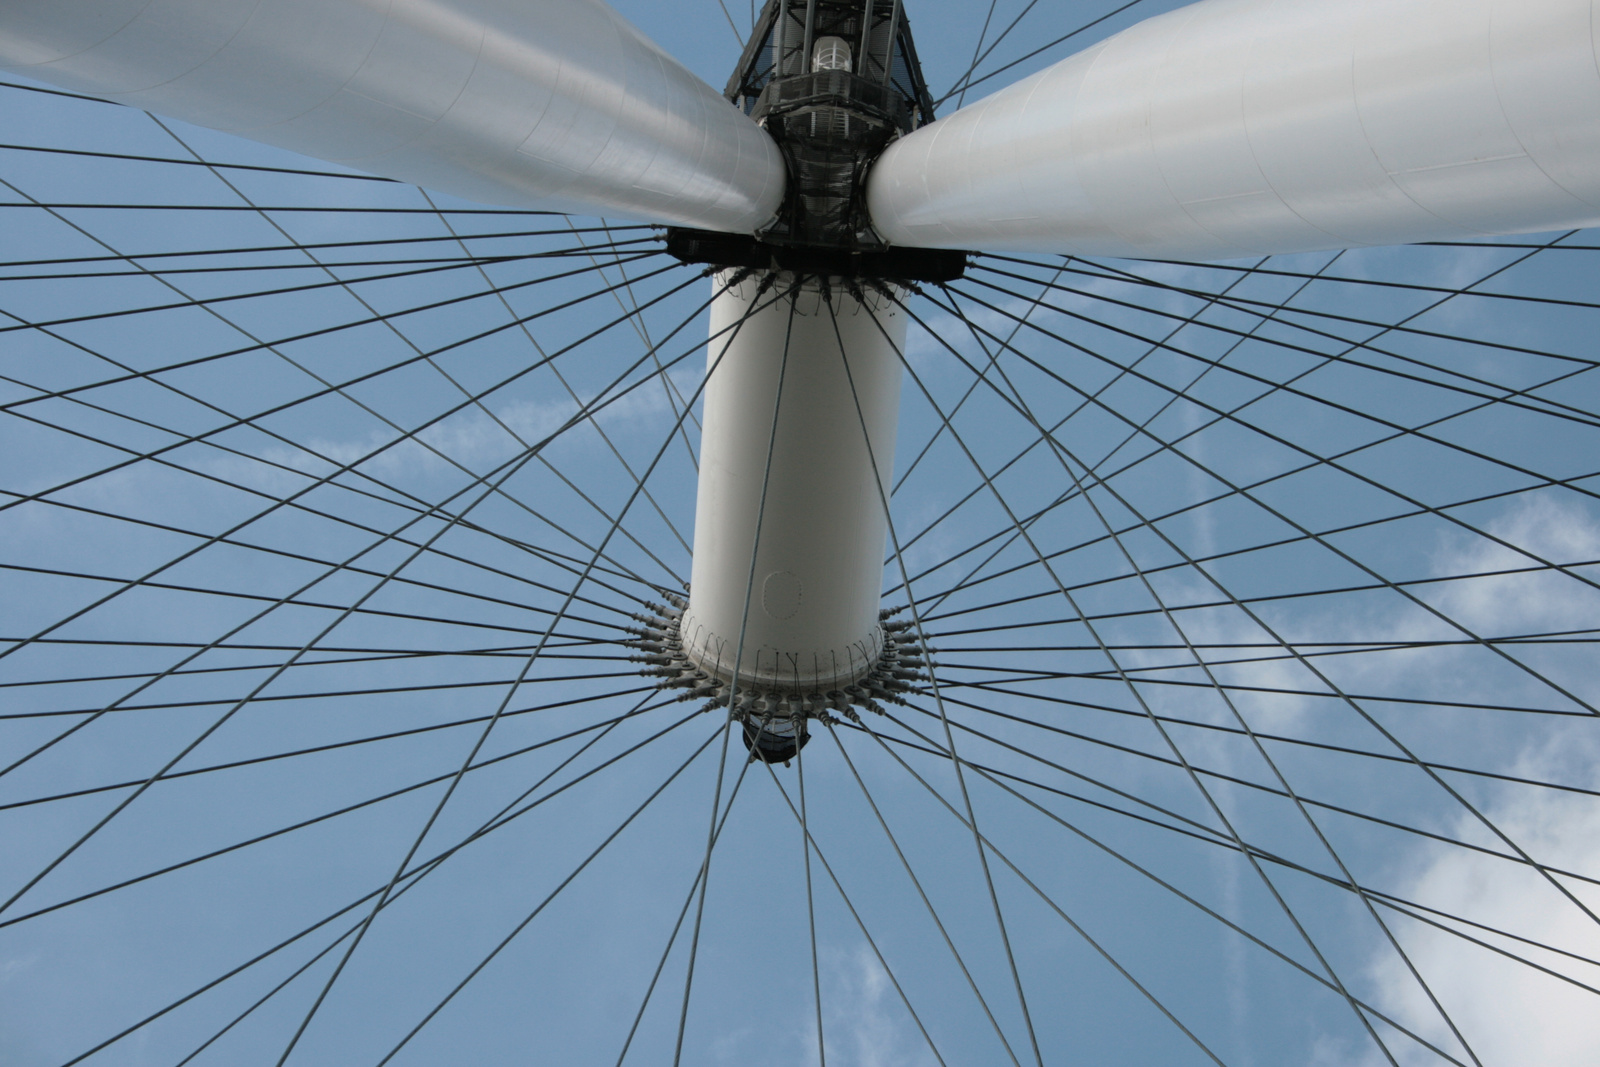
[867,0,1600,259]
[0,0,784,232]
[682,277,905,697]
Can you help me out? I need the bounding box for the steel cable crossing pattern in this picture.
[919,265,1600,898]
[3,146,1600,1062]
[898,291,1484,1063]
[1,2,1599,1065]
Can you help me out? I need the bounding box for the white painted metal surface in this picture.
[0,0,785,232]
[681,276,906,696]
[867,0,1600,259]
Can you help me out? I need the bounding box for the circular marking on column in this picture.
[761,570,803,620]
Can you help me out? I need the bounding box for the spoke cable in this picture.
[876,291,1406,1063]
[829,294,1047,1067]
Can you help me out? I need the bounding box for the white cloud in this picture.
[809,945,942,1067]
[1101,494,1600,1066]
[195,371,694,499]
[1428,495,1600,637]
[1317,497,1600,1066]
[1366,737,1600,1067]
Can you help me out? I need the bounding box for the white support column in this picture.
[866,0,1600,260]
[681,274,905,699]
[0,0,784,233]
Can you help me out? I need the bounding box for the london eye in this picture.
[2,1,1599,1064]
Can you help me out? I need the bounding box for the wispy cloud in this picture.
[1367,735,1600,1066]
[808,945,944,1067]
[1312,497,1600,1066]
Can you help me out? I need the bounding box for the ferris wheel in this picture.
[2,1,1598,1064]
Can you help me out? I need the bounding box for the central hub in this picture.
[734,0,932,249]
[666,0,966,284]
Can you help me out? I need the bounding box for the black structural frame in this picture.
[667,0,968,283]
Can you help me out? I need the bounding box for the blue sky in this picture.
[2,2,1599,1065]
